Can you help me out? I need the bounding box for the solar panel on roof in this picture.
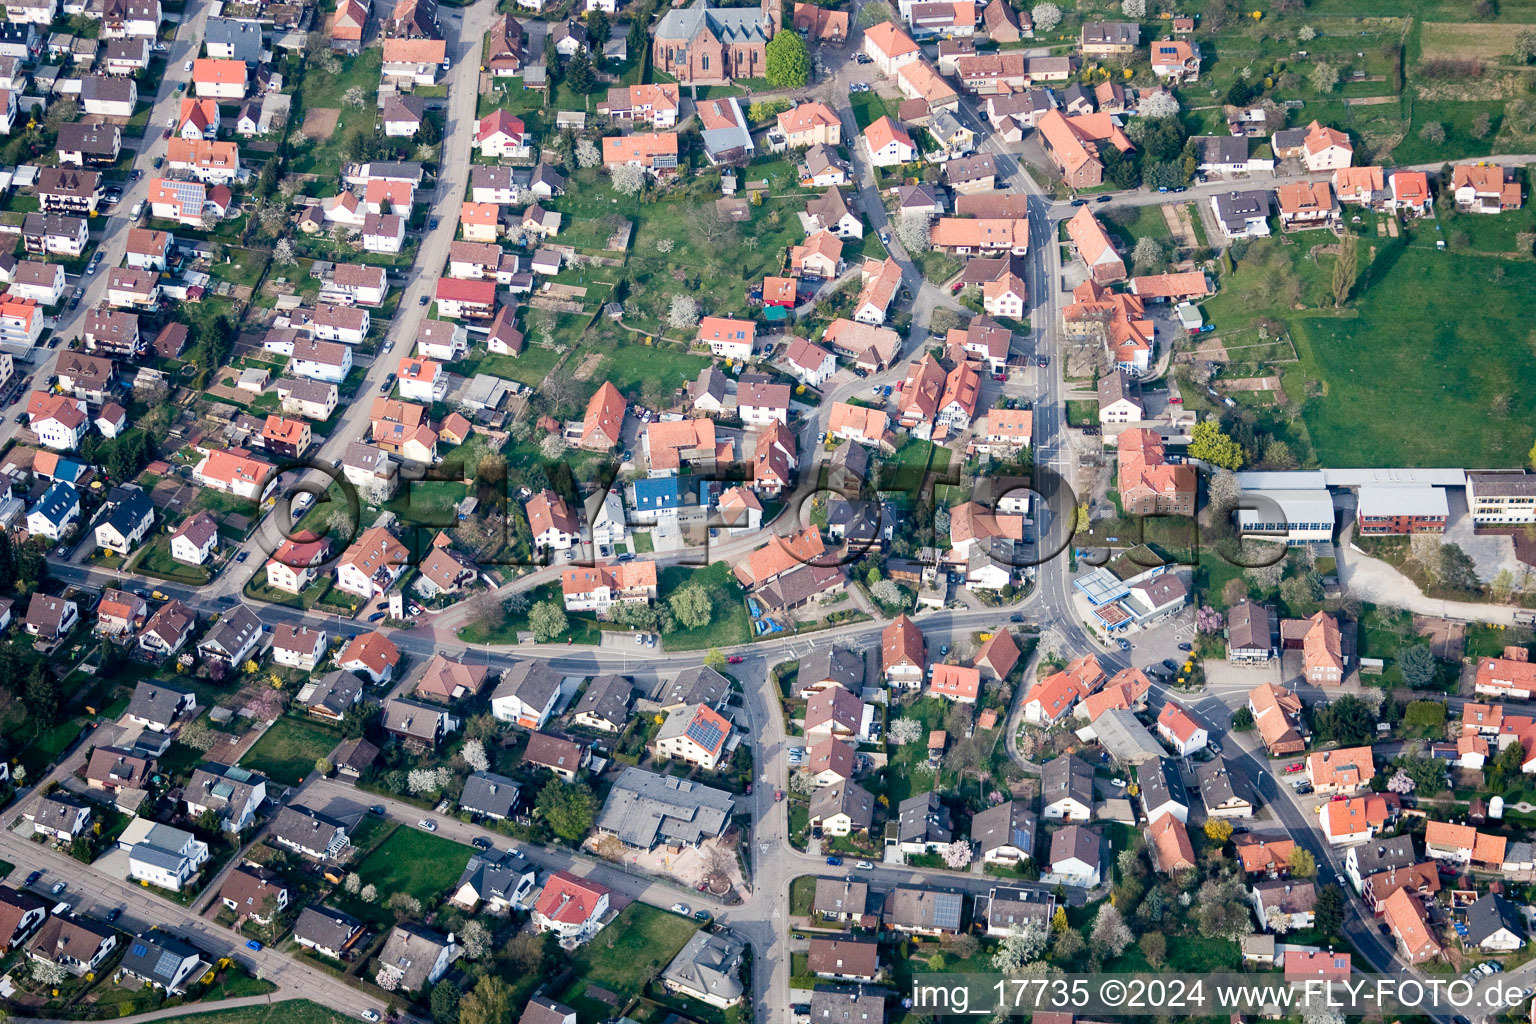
[685,713,724,752]
[154,949,184,977]
[131,943,148,957]
[932,891,962,926]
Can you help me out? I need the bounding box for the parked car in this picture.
[246,940,262,951]
[1177,642,1192,651]
[106,907,123,922]
[670,903,691,915]
[1284,762,1305,773]
[825,856,843,866]
[694,910,712,922]
[471,837,491,851]
[25,870,41,887]
[418,295,429,306]
[727,655,744,664]
[368,611,386,622]
[417,819,436,831]
[774,790,784,802]
[1096,194,1113,203]
[1070,198,1088,206]
[855,860,873,870]
[1162,658,1180,673]
[50,881,66,895]
[362,1013,380,1022]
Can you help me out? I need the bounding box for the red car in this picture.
[1169,397,1183,404]
[774,790,784,802]
[727,655,744,664]
[991,373,1006,382]
[1284,762,1305,773]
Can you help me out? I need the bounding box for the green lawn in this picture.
[352,825,473,910]
[849,90,895,130]
[288,49,385,179]
[658,561,752,651]
[456,581,604,645]
[128,534,213,585]
[241,716,343,787]
[1288,237,1536,466]
[450,345,563,388]
[589,339,712,399]
[126,1000,354,1024]
[555,903,699,1020]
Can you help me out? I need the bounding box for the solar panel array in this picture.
[931,891,963,928]
[684,710,725,752]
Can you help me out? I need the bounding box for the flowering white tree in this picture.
[461,738,490,773]
[374,966,400,991]
[942,839,973,869]
[1386,768,1416,794]
[871,579,904,605]
[789,769,816,795]
[667,294,700,331]
[1031,2,1061,32]
[1120,0,1145,16]
[611,162,646,195]
[656,237,675,254]
[1139,90,1181,119]
[575,138,601,169]
[343,86,366,108]
[894,212,931,253]
[459,920,491,960]
[343,872,361,895]
[1091,904,1134,957]
[539,433,568,460]
[360,883,378,903]
[889,717,924,746]
[991,923,1047,973]
[273,238,297,265]
[31,959,67,986]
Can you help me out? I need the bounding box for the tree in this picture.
[1195,877,1253,941]
[1314,884,1344,936]
[431,982,461,1024]
[1139,90,1180,119]
[611,162,646,195]
[375,966,401,992]
[669,582,713,629]
[1139,933,1167,969]
[991,924,1047,972]
[1298,24,1317,41]
[360,883,378,902]
[1090,904,1133,958]
[31,957,67,985]
[667,294,700,331]
[1331,231,1359,306]
[344,872,362,895]
[1030,1,1060,31]
[45,99,80,135]
[1313,694,1375,745]
[1419,120,1447,145]
[529,600,569,642]
[1120,0,1144,15]
[1517,29,1536,62]
[1491,568,1517,603]
[1189,421,1244,470]
[1490,739,1528,794]
[536,778,596,841]
[575,137,601,169]
[942,839,973,868]
[460,738,490,772]
[1396,645,1438,689]
[1471,112,1493,140]
[1439,543,1481,593]
[704,648,727,671]
[894,212,931,253]
[1310,62,1339,93]
[272,237,297,265]
[459,920,491,960]
[890,717,923,745]
[314,757,333,777]
[1386,768,1416,795]
[566,50,596,93]
[1231,706,1255,730]
[1204,818,1234,842]
[343,86,366,108]
[1131,236,1167,273]
[1286,846,1316,878]
[458,976,516,1024]
[765,30,810,88]
[587,8,609,47]
[387,893,423,920]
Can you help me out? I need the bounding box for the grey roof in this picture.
[1228,600,1273,653]
[826,499,879,545]
[269,805,347,855]
[943,154,995,184]
[1082,20,1138,45]
[492,660,562,711]
[292,905,363,951]
[660,928,745,1003]
[1197,135,1250,166]
[574,672,634,728]
[459,771,522,818]
[1096,368,1142,410]
[971,800,1036,857]
[828,438,870,479]
[595,766,734,848]
[654,665,731,709]
[307,672,363,716]
[1195,761,1246,811]
[655,0,771,47]
[204,17,263,61]
[813,877,869,917]
[198,605,262,660]
[454,847,534,903]
[1272,127,1306,151]
[887,886,963,931]
[1137,757,1189,816]
[1062,82,1092,107]
[985,885,1054,931]
[120,931,202,987]
[126,680,194,728]
[897,791,952,844]
[97,485,153,539]
[23,211,88,238]
[1049,824,1099,869]
[1466,893,1526,946]
[807,186,855,226]
[382,697,449,742]
[130,842,189,873]
[377,926,453,992]
[35,793,89,829]
[809,988,885,1024]
[1041,754,1094,810]
[187,762,265,815]
[809,781,875,830]
[1213,190,1271,224]
[1352,835,1418,877]
[797,646,864,696]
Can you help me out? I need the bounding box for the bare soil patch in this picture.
[302,107,342,137]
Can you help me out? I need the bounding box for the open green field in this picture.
[554,903,699,1020]
[588,338,712,398]
[126,1000,354,1024]
[659,561,752,651]
[289,49,385,179]
[850,90,895,130]
[241,717,343,787]
[1289,237,1536,467]
[352,825,473,909]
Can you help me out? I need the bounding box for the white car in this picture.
[166,115,176,128]
[671,903,691,915]
[855,860,873,870]
[417,819,436,832]
[362,1012,380,1022]
[184,60,193,71]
